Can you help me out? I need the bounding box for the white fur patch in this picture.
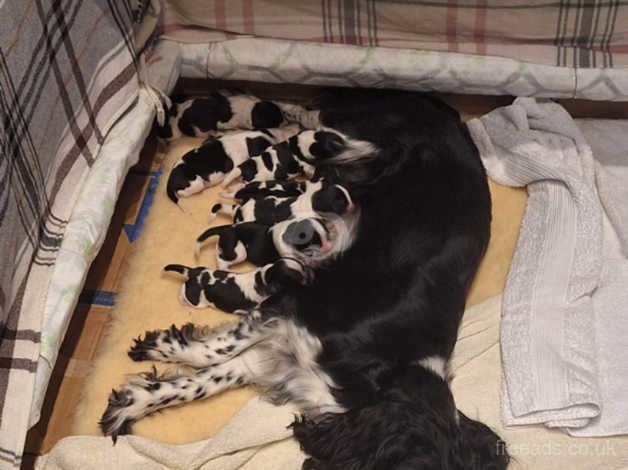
[296,131,318,161]
[416,355,448,380]
[320,127,377,163]
[177,175,208,198]
[167,100,193,140]
[274,102,320,129]
[242,319,344,416]
[233,267,269,304]
[219,95,257,130]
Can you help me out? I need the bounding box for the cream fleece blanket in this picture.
[69,137,523,442]
[37,295,628,469]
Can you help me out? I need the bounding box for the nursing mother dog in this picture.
[103,88,508,469]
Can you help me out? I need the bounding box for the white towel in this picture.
[467,98,628,436]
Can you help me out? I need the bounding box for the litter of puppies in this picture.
[160,90,358,309]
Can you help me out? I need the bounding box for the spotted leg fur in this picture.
[102,317,271,439]
[100,355,254,441]
[128,319,266,368]
[102,316,344,440]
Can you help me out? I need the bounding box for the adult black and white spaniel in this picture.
[102,89,508,469]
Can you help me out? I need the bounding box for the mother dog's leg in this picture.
[101,316,275,439]
[127,317,269,368]
[100,351,256,440]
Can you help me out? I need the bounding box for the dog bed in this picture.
[71,131,526,441]
[60,125,628,470]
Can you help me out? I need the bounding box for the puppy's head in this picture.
[293,366,509,470]
[312,183,355,216]
[272,217,335,265]
[263,258,311,291]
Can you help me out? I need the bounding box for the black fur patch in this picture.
[178,93,232,136]
[310,131,346,160]
[239,159,258,182]
[261,151,274,171]
[166,139,232,202]
[252,197,294,225]
[274,142,301,175]
[246,136,272,156]
[311,185,351,215]
[251,101,283,129]
[144,382,161,392]
[205,277,257,313]
[154,103,179,140]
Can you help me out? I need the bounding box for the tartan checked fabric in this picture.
[0,1,140,466]
[161,0,628,68]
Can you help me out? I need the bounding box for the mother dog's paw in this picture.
[100,387,136,442]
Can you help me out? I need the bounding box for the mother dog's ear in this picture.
[292,402,510,470]
[291,414,365,470]
[292,400,447,470]
[456,411,510,470]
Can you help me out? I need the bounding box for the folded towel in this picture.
[468,99,628,436]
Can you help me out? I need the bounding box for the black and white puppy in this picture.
[195,221,276,269]
[210,179,355,226]
[162,257,308,313]
[221,180,307,201]
[102,89,508,469]
[221,129,350,187]
[156,91,316,141]
[195,218,333,269]
[166,125,299,206]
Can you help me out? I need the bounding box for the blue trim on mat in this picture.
[79,290,116,307]
[124,165,163,242]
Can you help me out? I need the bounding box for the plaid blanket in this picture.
[0,1,140,467]
[161,0,628,68]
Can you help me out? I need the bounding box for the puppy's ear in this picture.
[457,411,510,470]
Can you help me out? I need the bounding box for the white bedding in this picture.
[174,38,628,101]
[29,92,155,426]
[29,38,183,427]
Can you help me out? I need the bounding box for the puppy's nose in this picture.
[321,241,332,253]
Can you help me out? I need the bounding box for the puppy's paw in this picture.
[219,182,244,199]
[222,168,242,188]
